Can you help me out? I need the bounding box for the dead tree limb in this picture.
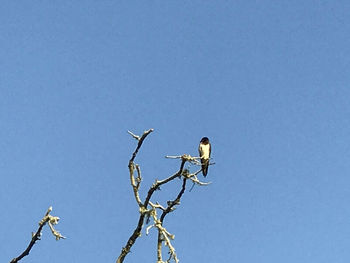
[156,177,187,263]
[10,206,65,263]
[117,129,210,263]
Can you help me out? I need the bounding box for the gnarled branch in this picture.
[117,130,211,263]
[10,206,65,263]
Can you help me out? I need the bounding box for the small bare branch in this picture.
[146,224,155,235]
[185,169,212,186]
[127,130,141,141]
[117,129,154,263]
[10,207,64,263]
[148,202,178,263]
[130,129,154,162]
[143,157,186,207]
[128,129,154,207]
[166,156,216,169]
[165,155,183,159]
[129,164,143,206]
[149,201,166,211]
[47,216,66,240]
[153,178,187,262]
[158,224,178,263]
[135,164,142,187]
[165,154,201,165]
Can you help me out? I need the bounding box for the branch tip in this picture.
[10,207,64,263]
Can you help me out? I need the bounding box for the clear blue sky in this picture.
[2,1,350,262]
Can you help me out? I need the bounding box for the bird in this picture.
[198,137,211,177]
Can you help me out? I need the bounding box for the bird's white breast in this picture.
[200,144,210,159]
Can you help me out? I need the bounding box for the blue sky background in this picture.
[2,1,350,262]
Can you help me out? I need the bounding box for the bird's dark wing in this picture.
[209,143,211,158]
[201,158,208,177]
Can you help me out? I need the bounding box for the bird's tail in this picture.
[202,163,208,177]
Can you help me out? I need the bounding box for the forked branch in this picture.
[117,130,210,263]
[10,206,65,263]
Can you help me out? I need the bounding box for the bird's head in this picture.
[200,137,210,144]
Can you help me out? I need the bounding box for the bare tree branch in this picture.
[117,129,155,263]
[155,178,187,263]
[159,178,187,223]
[128,129,154,207]
[129,129,154,163]
[143,156,186,207]
[117,131,211,263]
[117,130,188,263]
[10,206,65,263]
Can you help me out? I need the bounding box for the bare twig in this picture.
[159,178,187,222]
[156,178,187,263]
[128,129,154,207]
[186,169,212,186]
[127,130,141,141]
[148,202,178,263]
[129,163,143,206]
[10,207,65,263]
[117,129,154,263]
[143,156,187,207]
[165,155,202,165]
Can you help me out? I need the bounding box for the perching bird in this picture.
[198,137,211,177]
